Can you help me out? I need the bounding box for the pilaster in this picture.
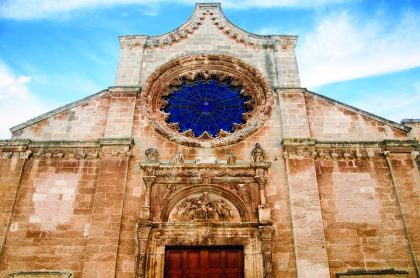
[282,139,330,278]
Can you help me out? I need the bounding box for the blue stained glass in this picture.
[162,79,250,137]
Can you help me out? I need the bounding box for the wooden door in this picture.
[165,247,243,278]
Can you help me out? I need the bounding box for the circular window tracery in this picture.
[161,77,252,138]
[141,54,272,147]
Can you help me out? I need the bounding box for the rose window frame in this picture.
[140,54,272,147]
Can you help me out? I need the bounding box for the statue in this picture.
[251,143,264,162]
[173,151,184,164]
[145,148,158,162]
[174,193,232,222]
[226,151,236,165]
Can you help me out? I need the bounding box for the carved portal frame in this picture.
[137,161,273,278]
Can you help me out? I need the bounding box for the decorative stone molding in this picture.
[281,138,419,160]
[119,35,148,50]
[276,36,298,51]
[8,271,73,278]
[336,269,409,277]
[140,54,272,147]
[0,138,134,160]
[120,3,296,50]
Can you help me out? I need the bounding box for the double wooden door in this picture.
[164,246,244,278]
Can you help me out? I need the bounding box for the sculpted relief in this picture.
[168,192,241,223]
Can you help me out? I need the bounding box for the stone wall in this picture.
[0,140,133,278]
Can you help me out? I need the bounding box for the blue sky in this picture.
[0,0,419,138]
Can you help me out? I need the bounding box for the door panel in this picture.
[165,247,243,278]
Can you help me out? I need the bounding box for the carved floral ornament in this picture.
[140,54,272,147]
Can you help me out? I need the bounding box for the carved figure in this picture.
[226,151,236,165]
[145,148,159,162]
[173,151,184,164]
[251,143,265,162]
[174,193,232,222]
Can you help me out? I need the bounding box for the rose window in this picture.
[141,55,272,147]
[161,78,252,138]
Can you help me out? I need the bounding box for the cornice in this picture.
[0,138,134,160]
[281,138,419,160]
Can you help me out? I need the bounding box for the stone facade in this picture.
[0,3,419,278]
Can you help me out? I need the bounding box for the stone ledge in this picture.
[8,271,73,278]
[336,268,408,277]
[149,222,262,229]
[281,138,419,160]
[0,138,133,148]
[0,138,134,160]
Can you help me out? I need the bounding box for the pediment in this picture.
[119,3,297,50]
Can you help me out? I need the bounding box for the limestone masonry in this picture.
[0,3,419,278]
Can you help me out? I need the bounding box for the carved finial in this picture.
[173,151,184,165]
[383,151,390,158]
[226,151,236,165]
[251,143,264,162]
[367,149,375,160]
[145,148,159,162]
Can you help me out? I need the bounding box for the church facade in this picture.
[0,3,419,278]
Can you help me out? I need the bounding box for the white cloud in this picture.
[348,80,420,122]
[298,10,420,87]
[0,0,349,19]
[255,27,281,35]
[0,64,49,138]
